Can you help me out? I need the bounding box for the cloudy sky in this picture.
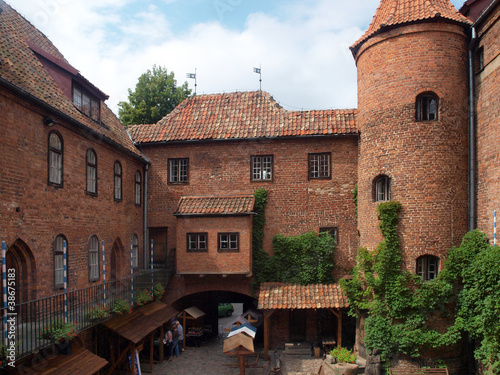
[7,0,466,114]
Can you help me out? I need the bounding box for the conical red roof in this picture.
[351,0,471,56]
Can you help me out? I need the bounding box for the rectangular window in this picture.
[72,85,100,122]
[54,253,64,286]
[320,227,339,244]
[218,233,239,252]
[251,155,273,181]
[169,158,189,183]
[309,153,331,179]
[187,233,207,252]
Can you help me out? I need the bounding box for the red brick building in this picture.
[0,1,147,302]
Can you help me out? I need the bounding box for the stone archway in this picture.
[7,239,36,302]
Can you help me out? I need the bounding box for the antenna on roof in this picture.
[253,65,262,91]
[186,68,197,95]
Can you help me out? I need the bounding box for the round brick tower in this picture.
[351,0,471,273]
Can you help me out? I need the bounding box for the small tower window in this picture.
[416,255,439,281]
[373,175,391,202]
[416,93,438,121]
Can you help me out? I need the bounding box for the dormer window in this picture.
[73,85,100,122]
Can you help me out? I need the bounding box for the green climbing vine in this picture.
[352,183,358,217]
[251,188,336,286]
[341,201,500,371]
[340,201,459,361]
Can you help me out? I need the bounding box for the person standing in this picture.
[163,326,173,360]
[176,320,184,353]
[169,324,180,360]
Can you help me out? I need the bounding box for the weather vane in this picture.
[186,68,197,95]
[253,65,262,91]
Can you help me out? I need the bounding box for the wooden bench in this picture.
[268,350,283,375]
[389,368,449,375]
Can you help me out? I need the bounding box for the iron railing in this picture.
[0,269,171,360]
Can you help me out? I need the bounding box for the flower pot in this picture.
[332,362,358,375]
[54,340,73,355]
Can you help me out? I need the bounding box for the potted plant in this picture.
[85,305,110,322]
[134,289,153,306]
[41,321,78,355]
[110,297,132,315]
[153,283,165,300]
[330,347,358,375]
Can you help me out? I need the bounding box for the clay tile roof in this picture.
[351,0,471,55]
[257,282,349,310]
[128,92,357,144]
[0,1,143,160]
[174,195,256,216]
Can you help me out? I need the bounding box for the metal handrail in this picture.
[0,269,171,360]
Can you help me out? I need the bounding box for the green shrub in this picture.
[330,346,356,364]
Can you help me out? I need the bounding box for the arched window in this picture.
[416,255,439,281]
[132,234,139,268]
[48,131,63,186]
[89,235,99,281]
[114,161,122,201]
[135,171,141,205]
[373,175,391,202]
[54,234,68,288]
[86,149,97,195]
[416,92,438,121]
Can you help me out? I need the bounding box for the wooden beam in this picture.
[329,309,342,348]
[263,309,275,360]
[159,326,165,361]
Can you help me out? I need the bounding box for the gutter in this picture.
[468,27,477,231]
[143,163,150,269]
[0,76,146,164]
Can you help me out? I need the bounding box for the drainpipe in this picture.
[143,163,150,268]
[468,27,477,232]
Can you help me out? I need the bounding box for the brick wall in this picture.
[475,2,500,241]
[356,23,469,270]
[0,88,145,299]
[143,135,359,279]
[175,215,252,275]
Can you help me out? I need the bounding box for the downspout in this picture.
[468,27,477,231]
[143,163,150,268]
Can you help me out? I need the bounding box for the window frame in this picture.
[218,233,239,252]
[168,158,189,184]
[72,84,101,122]
[373,175,391,202]
[416,92,439,122]
[88,235,100,282]
[114,161,122,202]
[187,233,208,252]
[135,170,142,206]
[132,234,139,268]
[308,153,331,180]
[319,227,339,244]
[48,131,63,187]
[86,148,98,196]
[54,234,67,289]
[251,155,274,182]
[416,255,439,281]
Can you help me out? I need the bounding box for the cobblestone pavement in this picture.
[151,336,324,375]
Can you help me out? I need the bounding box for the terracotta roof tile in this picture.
[0,1,143,159]
[128,92,357,144]
[257,282,349,310]
[351,0,471,55]
[174,195,256,216]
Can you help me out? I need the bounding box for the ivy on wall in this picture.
[340,201,500,372]
[252,188,336,286]
[340,201,459,361]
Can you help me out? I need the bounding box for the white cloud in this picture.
[8,0,463,115]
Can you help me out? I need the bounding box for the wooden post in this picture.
[329,309,342,348]
[263,310,275,360]
[149,333,154,372]
[238,349,246,375]
[159,325,164,361]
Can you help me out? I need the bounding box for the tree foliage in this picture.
[118,65,191,126]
